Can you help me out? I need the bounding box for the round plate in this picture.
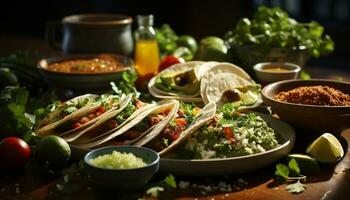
[159,113,295,176]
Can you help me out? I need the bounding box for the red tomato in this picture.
[175,118,187,126]
[223,127,234,139]
[97,106,106,113]
[0,137,31,170]
[159,55,184,71]
[72,123,81,129]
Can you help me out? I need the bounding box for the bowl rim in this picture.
[253,62,301,74]
[62,14,132,25]
[262,79,350,108]
[37,54,133,76]
[84,146,160,171]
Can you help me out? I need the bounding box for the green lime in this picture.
[177,35,198,53]
[306,133,344,163]
[285,154,320,175]
[195,36,231,62]
[36,135,71,170]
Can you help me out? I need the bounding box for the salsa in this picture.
[46,55,127,73]
[261,66,293,73]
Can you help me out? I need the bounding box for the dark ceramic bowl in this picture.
[262,79,350,135]
[37,54,134,91]
[84,146,159,192]
[231,44,309,76]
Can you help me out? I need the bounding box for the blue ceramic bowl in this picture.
[84,146,159,192]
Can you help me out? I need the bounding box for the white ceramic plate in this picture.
[159,113,295,176]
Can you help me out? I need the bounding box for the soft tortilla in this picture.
[74,100,179,149]
[158,101,216,155]
[61,94,132,142]
[148,61,204,98]
[204,73,252,104]
[200,63,253,103]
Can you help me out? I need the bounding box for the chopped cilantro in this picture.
[285,180,306,194]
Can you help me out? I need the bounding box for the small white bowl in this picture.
[253,62,301,84]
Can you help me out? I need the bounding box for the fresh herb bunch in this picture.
[0,86,33,139]
[225,6,334,57]
[111,71,139,98]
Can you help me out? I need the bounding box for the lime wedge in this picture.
[285,154,320,175]
[306,133,344,163]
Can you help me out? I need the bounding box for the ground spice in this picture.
[274,85,350,106]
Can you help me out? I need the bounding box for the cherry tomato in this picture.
[97,106,106,113]
[159,55,184,71]
[0,137,31,170]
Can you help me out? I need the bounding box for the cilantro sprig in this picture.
[275,159,307,194]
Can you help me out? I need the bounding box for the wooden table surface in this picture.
[1,36,350,200]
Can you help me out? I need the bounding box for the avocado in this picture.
[157,69,199,95]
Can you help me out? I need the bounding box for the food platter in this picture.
[159,112,295,176]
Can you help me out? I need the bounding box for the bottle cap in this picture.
[137,15,154,26]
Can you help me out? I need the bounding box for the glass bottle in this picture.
[134,15,160,77]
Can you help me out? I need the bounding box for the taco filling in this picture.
[38,95,97,128]
[145,103,202,152]
[176,109,280,159]
[83,99,143,139]
[110,108,172,145]
[53,95,121,133]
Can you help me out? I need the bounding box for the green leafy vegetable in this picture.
[0,86,33,139]
[285,180,306,194]
[111,71,139,97]
[164,174,177,189]
[225,5,334,58]
[275,158,307,194]
[275,163,290,179]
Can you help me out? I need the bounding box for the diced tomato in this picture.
[223,127,234,139]
[72,123,82,129]
[107,120,118,129]
[88,113,95,120]
[175,118,187,126]
[135,100,143,109]
[170,132,180,141]
[80,117,90,124]
[97,106,106,113]
[160,109,171,116]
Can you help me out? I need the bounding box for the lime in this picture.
[285,154,320,175]
[195,36,231,62]
[306,133,344,163]
[177,35,198,53]
[36,135,71,170]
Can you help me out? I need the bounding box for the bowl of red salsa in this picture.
[37,54,133,91]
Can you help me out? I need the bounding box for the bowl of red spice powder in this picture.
[262,79,350,135]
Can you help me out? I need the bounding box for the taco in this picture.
[149,61,204,100]
[139,102,216,155]
[65,97,150,143]
[36,94,127,136]
[73,100,179,149]
[200,63,262,109]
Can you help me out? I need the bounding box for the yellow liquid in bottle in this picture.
[134,40,160,76]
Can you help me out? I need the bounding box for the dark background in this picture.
[0,0,349,70]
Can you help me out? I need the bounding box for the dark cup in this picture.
[46,14,134,56]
